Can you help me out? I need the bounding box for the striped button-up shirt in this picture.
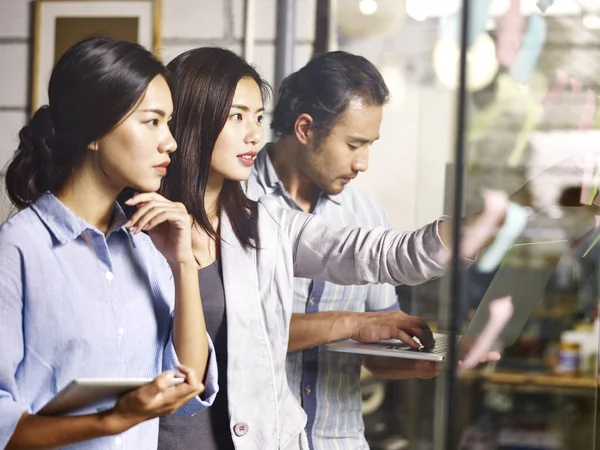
[246,147,398,450]
[0,193,218,450]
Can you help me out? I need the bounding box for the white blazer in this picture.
[219,197,447,450]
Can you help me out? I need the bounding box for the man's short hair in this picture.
[271,51,389,139]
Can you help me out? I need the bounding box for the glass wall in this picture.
[332,1,600,449]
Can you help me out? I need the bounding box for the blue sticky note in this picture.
[537,0,555,13]
[510,13,547,84]
[438,0,493,47]
[477,203,529,272]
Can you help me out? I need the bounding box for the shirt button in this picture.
[308,298,315,305]
[115,436,123,446]
[117,327,125,337]
[233,422,249,437]
[105,271,114,281]
[304,385,312,394]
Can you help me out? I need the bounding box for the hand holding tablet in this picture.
[38,375,185,416]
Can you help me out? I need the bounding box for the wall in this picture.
[341,17,454,231]
[0,0,316,220]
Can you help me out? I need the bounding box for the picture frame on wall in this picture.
[31,0,162,114]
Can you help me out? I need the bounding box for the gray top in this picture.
[158,259,233,450]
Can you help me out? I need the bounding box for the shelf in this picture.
[461,370,599,388]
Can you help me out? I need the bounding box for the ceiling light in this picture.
[405,0,428,20]
[359,0,378,15]
[433,33,499,92]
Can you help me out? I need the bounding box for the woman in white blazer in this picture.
[154,48,450,450]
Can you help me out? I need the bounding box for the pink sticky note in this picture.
[580,151,594,205]
[570,77,583,94]
[461,190,509,259]
[460,296,514,369]
[542,69,569,126]
[437,190,509,266]
[579,89,597,131]
[496,0,525,68]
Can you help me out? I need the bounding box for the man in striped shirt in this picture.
[246,51,441,449]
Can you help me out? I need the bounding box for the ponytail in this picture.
[5,106,69,209]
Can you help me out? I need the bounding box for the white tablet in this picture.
[37,377,184,416]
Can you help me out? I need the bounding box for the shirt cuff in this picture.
[162,332,219,416]
[0,395,28,450]
[367,302,400,312]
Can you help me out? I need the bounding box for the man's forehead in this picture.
[334,101,382,137]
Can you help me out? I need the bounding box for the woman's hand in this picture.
[106,365,204,434]
[124,193,194,266]
[4,366,205,449]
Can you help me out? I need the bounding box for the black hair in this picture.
[5,36,168,209]
[271,51,389,140]
[162,47,271,249]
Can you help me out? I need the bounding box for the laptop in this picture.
[326,238,568,362]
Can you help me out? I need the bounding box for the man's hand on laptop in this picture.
[350,310,435,350]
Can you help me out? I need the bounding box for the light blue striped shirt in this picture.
[0,193,218,450]
[246,146,398,450]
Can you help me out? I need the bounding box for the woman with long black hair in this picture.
[0,37,217,450]
[158,47,441,450]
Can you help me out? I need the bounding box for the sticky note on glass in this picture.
[476,202,528,272]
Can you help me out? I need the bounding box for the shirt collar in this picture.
[255,143,281,190]
[255,143,342,206]
[32,192,132,245]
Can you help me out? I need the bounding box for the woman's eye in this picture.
[230,113,243,120]
[257,115,264,124]
[146,119,159,127]
[348,144,360,150]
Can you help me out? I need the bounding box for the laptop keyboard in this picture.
[424,335,449,354]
